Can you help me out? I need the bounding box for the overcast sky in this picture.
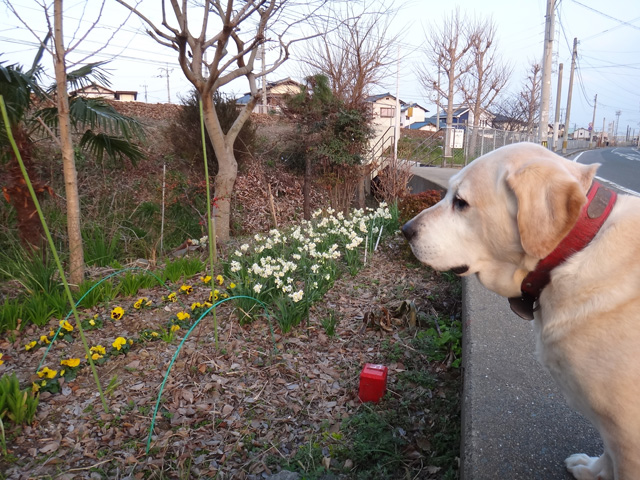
[1,0,639,135]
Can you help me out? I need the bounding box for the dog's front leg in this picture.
[565,453,613,480]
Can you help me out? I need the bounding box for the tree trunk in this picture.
[3,127,49,251]
[201,92,236,242]
[54,0,84,286]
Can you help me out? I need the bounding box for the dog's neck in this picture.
[509,181,618,320]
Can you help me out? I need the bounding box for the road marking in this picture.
[595,176,640,197]
[571,150,640,196]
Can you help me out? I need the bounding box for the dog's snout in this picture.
[402,221,416,241]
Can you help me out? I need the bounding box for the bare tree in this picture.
[520,61,542,134]
[418,8,475,157]
[300,1,401,108]
[116,0,327,242]
[4,0,135,286]
[459,16,512,153]
[493,61,541,133]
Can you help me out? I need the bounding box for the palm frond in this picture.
[0,60,45,127]
[78,130,145,167]
[68,97,145,141]
[27,31,51,78]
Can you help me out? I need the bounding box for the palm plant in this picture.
[0,46,145,252]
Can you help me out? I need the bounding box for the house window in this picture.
[380,107,394,118]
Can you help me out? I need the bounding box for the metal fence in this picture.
[396,126,639,170]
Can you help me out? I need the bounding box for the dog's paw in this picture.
[565,453,613,480]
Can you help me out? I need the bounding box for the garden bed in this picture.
[0,232,461,479]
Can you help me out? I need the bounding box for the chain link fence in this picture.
[401,126,640,168]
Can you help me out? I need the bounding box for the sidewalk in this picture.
[409,151,602,479]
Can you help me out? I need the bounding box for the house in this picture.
[492,114,527,132]
[70,84,138,102]
[572,127,591,140]
[236,77,303,113]
[365,92,405,130]
[407,117,443,132]
[400,103,429,128]
[428,105,495,129]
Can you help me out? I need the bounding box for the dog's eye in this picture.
[453,195,469,211]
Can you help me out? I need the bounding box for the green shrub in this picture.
[74,279,104,309]
[162,257,204,284]
[83,224,121,267]
[397,190,442,224]
[0,298,22,333]
[22,293,57,327]
[167,89,256,171]
[118,271,146,297]
[0,373,39,426]
[0,250,58,296]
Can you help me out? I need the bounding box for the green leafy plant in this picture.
[417,317,463,368]
[0,298,22,333]
[0,250,59,296]
[320,309,339,337]
[83,224,121,267]
[0,373,39,427]
[118,271,149,297]
[74,279,104,309]
[162,257,204,284]
[22,293,57,327]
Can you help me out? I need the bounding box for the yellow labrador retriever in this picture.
[402,142,640,480]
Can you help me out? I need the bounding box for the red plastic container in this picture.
[358,363,388,403]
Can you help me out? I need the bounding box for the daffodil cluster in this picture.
[224,203,395,330]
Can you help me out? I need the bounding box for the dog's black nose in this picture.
[401,221,416,241]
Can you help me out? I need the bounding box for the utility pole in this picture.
[156,64,173,103]
[552,63,563,151]
[615,110,621,144]
[561,38,578,154]
[261,42,267,113]
[589,94,597,148]
[140,83,148,103]
[393,45,401,162]
[539,0,556,146]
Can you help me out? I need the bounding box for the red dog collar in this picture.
[509,181,617,320]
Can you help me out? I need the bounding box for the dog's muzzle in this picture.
[401,221,417,241]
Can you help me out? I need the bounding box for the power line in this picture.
[570,0,640,31]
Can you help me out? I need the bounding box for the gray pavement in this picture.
[409,153,602,479]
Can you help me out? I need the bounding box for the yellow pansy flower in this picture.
[200,275,212,284]
[216,275,224,285]
[180,284,193,295]
[61,358,81,368]
[176,311,190,321]
[37,367,58,379]
[166,292,177,303]
[25,341,37,351]
[112,337,127,351]
[59,319,74,332]
[111,307,124,320]
[39,335,50,345]
[170,324,180,333]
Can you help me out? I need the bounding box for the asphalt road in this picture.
[572,146,640,196]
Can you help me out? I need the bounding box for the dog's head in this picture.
[402,143,599,298]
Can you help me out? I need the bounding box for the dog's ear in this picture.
[506,160,597,258]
